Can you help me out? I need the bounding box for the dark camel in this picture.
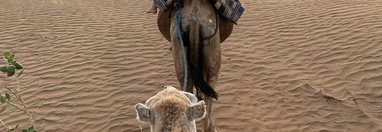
[156,0,233,131]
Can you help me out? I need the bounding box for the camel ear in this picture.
[135,103,151,124]
[183,92,198,103]
[188,100,207,121]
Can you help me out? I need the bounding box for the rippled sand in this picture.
[0,0,381,131]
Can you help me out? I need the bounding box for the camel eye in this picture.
[196,105,203,111]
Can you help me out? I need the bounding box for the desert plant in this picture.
[0,52,36,132]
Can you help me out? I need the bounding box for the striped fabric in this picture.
[212,0,245,23]
[154,0,168,11]
[154,0,245,23]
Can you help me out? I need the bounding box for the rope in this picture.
[203,11,219,40]
[174,1,189,91]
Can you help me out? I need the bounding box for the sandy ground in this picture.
[0,0,382,131]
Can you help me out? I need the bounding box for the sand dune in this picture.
[0,0,381,131]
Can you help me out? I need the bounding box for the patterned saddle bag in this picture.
[211,0,245,23]
[154,0,245,23]
[153,0,170,11]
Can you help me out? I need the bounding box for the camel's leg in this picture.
[196,87,204,101]
[202,95,215,132]
[171,42,194,93]
[183,73,194,93]
[201,35,221,132]
[202,73,219,132]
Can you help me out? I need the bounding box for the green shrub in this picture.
[0,52,35,132]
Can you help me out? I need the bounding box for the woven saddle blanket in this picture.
[154,0,245,23]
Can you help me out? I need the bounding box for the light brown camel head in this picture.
[135,86,207,132]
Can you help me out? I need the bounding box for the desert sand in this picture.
[0,0,382,131]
